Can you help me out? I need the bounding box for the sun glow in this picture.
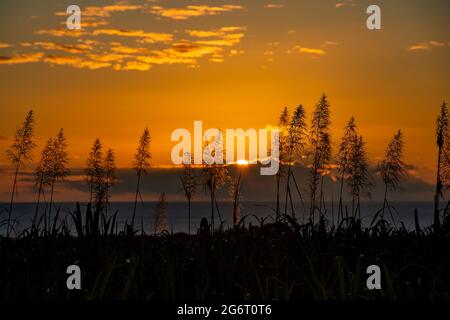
[236,159,249,165]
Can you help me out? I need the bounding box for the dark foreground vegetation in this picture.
[1,98,449,300]
[1,210,450,300]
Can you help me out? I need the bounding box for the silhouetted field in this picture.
[2,99,449,300]
[1,212,449,300]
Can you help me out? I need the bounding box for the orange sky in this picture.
[0,0,449,199]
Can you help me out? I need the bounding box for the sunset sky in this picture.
[0,0,449,202]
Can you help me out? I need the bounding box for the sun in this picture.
[236,159,249,165]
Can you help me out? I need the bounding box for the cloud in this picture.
[4,33,240,71]
[31,41,93,54]
[335,1,355,8]
[42,164,435,204]
[43,55,111,69]
[149,4,243,20]
[115,61,152,71]
[75,18,110,28]
[288,45,326,56]
[409,44,430,51]
[408,40,447,51]
[209,56,225,63]
[35,29,87,37]
[0,52,43,65]
[88,53,127,62]
[229,49,244,56]
[0,42,11,48]
[110,43,149,54]
[430,41,445,47]
[50,4,148,33]
[86,4,143,17]
[94,26,244,69]
[42,55,82,66]
[136,54,194,66]
[186,30,223,38]
[300,48,326,55]
[186,26,245,47]
[84,20,110,28]
[92,29,173,43]
[323,41,339,47]
[5,14,244,71]
[55,4,139,28]
[135,41,223,66]
[264,4,284,9]
[187,26,245,38]
[196,36,243,47]
[55,4,143,18]
[171,41,223,57]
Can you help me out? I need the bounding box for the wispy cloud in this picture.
[87,53,127,63]
[264,50,275,63]
[186,26,244,38]
[431,41,446,47]
[54,4,145,28]
[300,48,326,55]
[138,41,223,65]
[0,52,43,65]
[63,17,110,28]
[229,49,245,56]
[30,41,93,54]
[408,44,430,51]
[323,41,339,47]
[335,0,355,8]
[264,4,284,9]
[116,61,152,71]
[84,4,143,17]
[186,26,245,47]
[288,45,326,56]
[36,26,173,44]
[35,29,87,37]
[0,42,11,49]
[149,4,243,20]
[96,40,229,71]
[195,38,243,47]
[408,40,447,51]
[110,43,149,54]
[55,4,143,18]
[2,4,245,71]
[93,29,173,43]
[209,55,225,63]
[44,55,111,69]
